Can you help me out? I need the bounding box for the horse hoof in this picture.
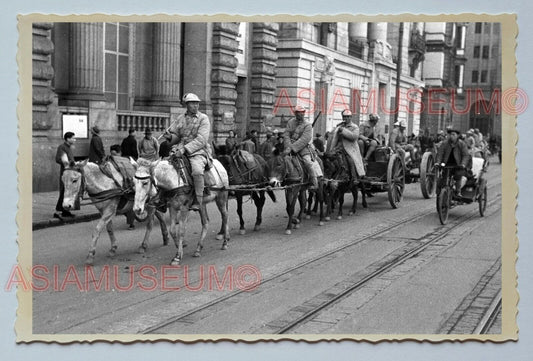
[193,251,201,258]
[319,221,325,226]
[253,225,260,232]
[221,242,228,250]
[305,215,311,220]
[170,259,180,266]
[163,237,169,246]
[137,246,146,254]
[108,250,117,258]
[85,257,94,266]
[325,217,331,221]
[295,223,301,229]
[337,216,342,220]
[239,229,246,235]
[285,229,292,235]
[348,212,354,216]
[215,233,224,241]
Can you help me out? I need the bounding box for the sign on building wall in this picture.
[62,114,88,139]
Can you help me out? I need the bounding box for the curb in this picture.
[32,213,101,231]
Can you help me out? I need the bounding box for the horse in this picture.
[61,159,169,266]
[213,144,276,235]
[322,150,367,220]
[267,149,325,235]
[133,157,230,266]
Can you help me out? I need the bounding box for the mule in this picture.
[267,150,325,235]
[133,158,230,266]
[322,150,367,220]
[214,146,276,235]
[61,159,169,266]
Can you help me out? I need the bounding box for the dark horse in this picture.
[267,149,325,234]
[322,150,367,220]
[213,144,276,235]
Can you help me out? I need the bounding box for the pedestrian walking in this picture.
[120,127,138,160]
[54,132,76,219]
[225,130,237,154]
[88,125,105,164]
[138,128,159,161]
[259,130,276,160]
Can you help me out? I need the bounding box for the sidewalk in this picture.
[32,191,101,231]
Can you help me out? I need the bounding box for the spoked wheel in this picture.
[436,187,451,225]
[387,153,405,209]
[420,152,436,199]
[478,179,488,216]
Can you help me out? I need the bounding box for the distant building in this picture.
[462,22,502,138]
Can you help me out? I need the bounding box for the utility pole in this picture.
[395,22,404,124]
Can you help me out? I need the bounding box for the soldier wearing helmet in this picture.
[166,93,211,211]
[329,109,366,182]
[358,113,380,164]
[283,105,323,190]
[389,120,416,162]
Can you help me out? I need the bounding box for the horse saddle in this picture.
[169,155,222,189]
[232,150,258,182]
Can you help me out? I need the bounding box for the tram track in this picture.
[476,292,502,334]
[141,182,502,334]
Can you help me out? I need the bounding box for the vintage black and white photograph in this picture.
[20,16,515,341]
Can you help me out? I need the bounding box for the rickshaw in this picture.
[435,157,488,225]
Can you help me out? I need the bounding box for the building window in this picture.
[472,70,479,83]
[480,70,488,83]
[493,23,500,35]
[473,46,480,58]
[482,45,489,59]
[491,45,499,58]
[348,40,364,59]
[104,22,129,110]
[475,22,482,33]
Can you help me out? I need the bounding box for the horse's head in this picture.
[266,148,287,187]
[61,159,87,210]
[133,158,158,216]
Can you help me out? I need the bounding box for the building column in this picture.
[69,23,104,98]
[182,23,212,112]
[368,22,392,62]
[348,22,368,60]
[210,22,240,139]
[249,22,279,132]
[33,22,58,130]
[151,23,182,105]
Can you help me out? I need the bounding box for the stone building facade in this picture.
[462,22,502,138]
[33,21,429,192]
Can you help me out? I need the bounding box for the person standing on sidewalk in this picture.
[138,128,160,161]
[120,127,138,160]
[54,132,76,219]
[88,125,105,164]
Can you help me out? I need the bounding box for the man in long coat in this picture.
[88,125,105,164]
[283,106,322,189]
[329,109,366,181]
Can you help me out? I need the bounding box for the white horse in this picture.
[133,158,230,265]
[61,159,169,265]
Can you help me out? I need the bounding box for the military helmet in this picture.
[182,93,201,103]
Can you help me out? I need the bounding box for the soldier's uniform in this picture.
[283,106,322,189]
[167,93,211,209]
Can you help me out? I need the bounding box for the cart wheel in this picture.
[134,210,149,222]
[387,153,405,208]
[437,187,451,225]
[478,180,488,216]
[420,151,436,199]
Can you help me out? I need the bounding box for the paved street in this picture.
[30,159,502,336]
